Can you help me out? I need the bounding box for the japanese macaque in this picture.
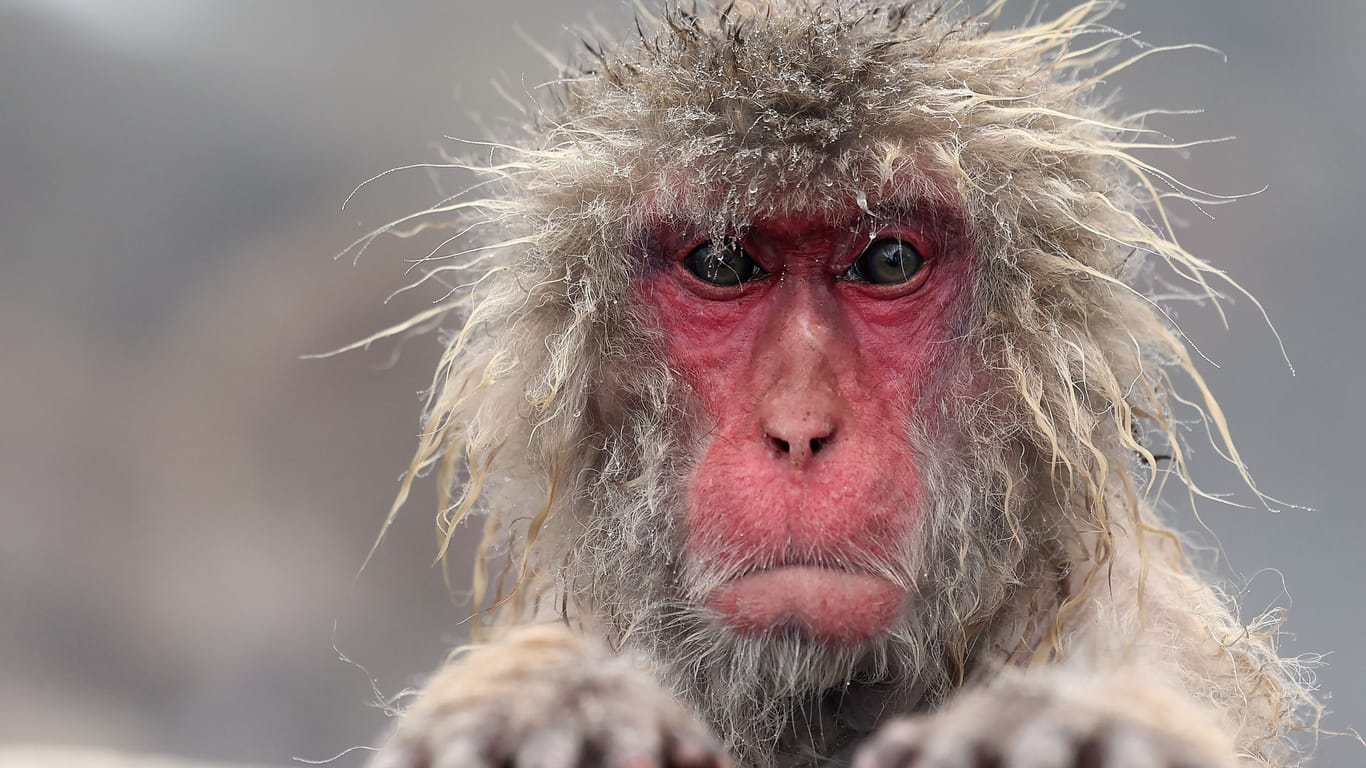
[357,1,1319,766]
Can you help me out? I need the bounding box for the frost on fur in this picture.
[343,2,1320,765]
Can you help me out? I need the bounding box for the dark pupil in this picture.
[855,239,923,285]
[684,241,758,286]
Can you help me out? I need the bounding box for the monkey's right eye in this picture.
[683,241,764,287]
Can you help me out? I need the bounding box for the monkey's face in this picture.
[638,202,975,647]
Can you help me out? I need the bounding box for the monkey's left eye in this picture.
[683,241,764,287]
[846,238,925,285]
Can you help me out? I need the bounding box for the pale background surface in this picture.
[0,1,1361,766]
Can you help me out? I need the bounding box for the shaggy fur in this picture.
[346,1,1319,765]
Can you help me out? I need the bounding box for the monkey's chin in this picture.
[707,567,906,645]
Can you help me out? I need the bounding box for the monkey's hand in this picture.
[853,673,1237,768]
[365,624,730,768]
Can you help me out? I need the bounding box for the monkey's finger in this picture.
[654,706,727,768]
[914,739,974,768]
[594,713,666,768]
[662,727,730,768]
[1003,718,1073,768]
[852,719,927,768]
[514,724,584,768]
[1097,725,1164,768]
[431,738,495,768]
[1172,760,1222,768]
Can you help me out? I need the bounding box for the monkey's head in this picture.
[381,0,1233,737]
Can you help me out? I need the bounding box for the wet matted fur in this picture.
[339,1,1320,765]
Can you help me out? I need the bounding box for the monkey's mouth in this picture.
[706,566,906,645]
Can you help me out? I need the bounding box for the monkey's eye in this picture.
[846,238,925,285]
[682,241,764,287]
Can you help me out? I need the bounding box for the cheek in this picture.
[641,279,759,399]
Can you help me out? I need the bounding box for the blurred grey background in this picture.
[0,1,1360,766]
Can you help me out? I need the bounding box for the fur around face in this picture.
[345,1,1319,765]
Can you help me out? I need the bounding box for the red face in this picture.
[638,205,975,646]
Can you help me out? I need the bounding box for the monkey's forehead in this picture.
[501,1,1135,248]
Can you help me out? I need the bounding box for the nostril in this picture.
[765,431,834,465]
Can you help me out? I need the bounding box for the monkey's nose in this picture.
[765,424,834,469]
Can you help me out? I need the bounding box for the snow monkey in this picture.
[359,1,1319,767]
